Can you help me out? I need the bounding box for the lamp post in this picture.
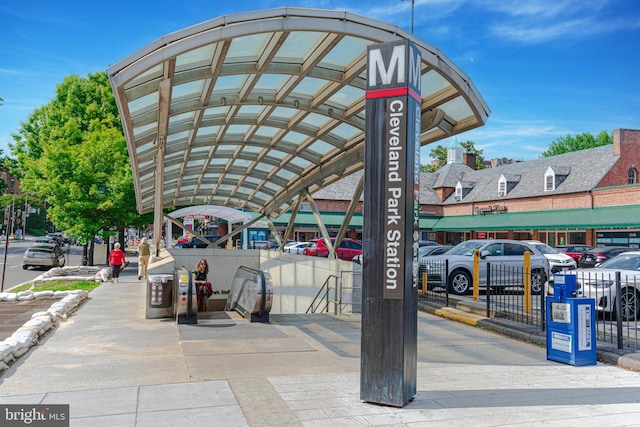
[401,0,415,34]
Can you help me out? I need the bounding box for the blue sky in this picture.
[1,0,639,163]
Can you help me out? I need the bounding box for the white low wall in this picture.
[149,248,356,314]
[258,251,355,314]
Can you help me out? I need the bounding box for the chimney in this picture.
[614,129,640,156]
[463,152,477,170]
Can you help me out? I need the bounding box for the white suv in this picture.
[524,241,576,274]
[423,239,550,295]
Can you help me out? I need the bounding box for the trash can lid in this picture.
[148,274,174,282]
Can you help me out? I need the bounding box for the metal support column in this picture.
[153,74,173,256]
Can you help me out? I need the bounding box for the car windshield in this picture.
[597,253,640,270]
[531,243,559,255]
[418,246,433,257]
[447,241,486,256]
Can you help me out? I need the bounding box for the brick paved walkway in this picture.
[0,299,58,341]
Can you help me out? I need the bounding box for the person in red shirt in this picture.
[108,242,127,283]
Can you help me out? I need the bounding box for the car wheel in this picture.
[619,287,640,321]
[22,265,28,270]
[531,269,546,295]
[448,269,471,295]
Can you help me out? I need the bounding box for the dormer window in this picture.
[544,166,570,191]
[544,167,556,191]
[498,176,507,196]
[454,182,462,201]
[629,168,637,184]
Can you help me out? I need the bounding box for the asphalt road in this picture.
[0,238,85,291]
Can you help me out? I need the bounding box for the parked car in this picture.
[422,239,550,295]
[46,232,72,245]
[558,252,640,320]
[578,246,636,268]
[352,244,448,266]
[419,244,452,258]
[176,234,192,244]
[23,243,66,270]
[556,245,593,262]
[303,238,363,261]
[175,235,220,248]
[524,241,577,273]
[282,240,298,250]
[35,237,59,246]
[285,242,310,254]
[250,240,276,250]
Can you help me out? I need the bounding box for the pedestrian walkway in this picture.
[2,266,640,426]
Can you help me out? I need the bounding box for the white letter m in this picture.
[369,45,405,87]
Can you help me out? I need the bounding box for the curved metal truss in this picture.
[108,7,490,218]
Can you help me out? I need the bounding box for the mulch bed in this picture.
[0,300,58,341]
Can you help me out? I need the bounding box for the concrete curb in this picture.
[418,299,640,372]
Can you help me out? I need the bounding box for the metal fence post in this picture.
[445,259,450,307]
[616,271,623,349]
[486,263,491,318]
[540,280,546,332]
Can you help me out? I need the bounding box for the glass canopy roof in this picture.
[108,7,490,218]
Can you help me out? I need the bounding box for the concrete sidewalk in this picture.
[2,267,640,426]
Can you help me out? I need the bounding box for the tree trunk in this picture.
[119,228,126,249]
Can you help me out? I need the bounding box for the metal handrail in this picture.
[307,274,337,313]
[306,270,362,314]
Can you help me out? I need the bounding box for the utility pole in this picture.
[1,204,12,292]
[401,0,415,34]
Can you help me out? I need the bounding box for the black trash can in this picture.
[146,274,174,319]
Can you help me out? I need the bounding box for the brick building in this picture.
[274,128,640,249]
[0,169,21,195]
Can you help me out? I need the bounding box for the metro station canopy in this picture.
[108,7,489,218]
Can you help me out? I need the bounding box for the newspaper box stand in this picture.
[546,274,596,366]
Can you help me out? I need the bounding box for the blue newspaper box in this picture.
[546,274,596,366]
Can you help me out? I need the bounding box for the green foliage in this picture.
[10,280,100,293]
[423,140,485,172]
[9,72,150,240]
[541,131,612,157]
[423,145,447,172]
[0,194,47,235]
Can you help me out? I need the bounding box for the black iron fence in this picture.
[418,258,640,350]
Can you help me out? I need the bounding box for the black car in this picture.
[578,246,635,268]
[175,235,221,248]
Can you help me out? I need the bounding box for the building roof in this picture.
[440,144,619,204]
[107,7,489,218]
[312,142,622,211]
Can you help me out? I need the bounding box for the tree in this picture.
[541,131,612,157]
[422,145,448,172]
[422,140,486,172]
[9,72,151,259]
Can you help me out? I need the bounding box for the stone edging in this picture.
[0,289,89,373]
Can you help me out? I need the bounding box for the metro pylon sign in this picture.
[361,39,420,408]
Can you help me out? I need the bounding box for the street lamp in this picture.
[401,0,415,34]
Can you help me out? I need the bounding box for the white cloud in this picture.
[482,0,640,44]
